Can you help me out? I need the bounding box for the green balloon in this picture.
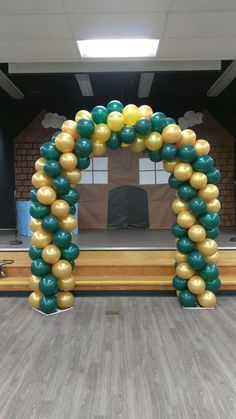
[179,290,197,307]
[178,185,196,201]
[198,211,220,229]
[70,260,75,268]
[29,246,42,260]
[189,197,207,216]
[135,118,152,135]
[177,237,195,254]
[206,227,219,239]
[172,275,187,290]
[31,258,51,276]
[107,133,121,149]
[77,156,90,170]
[30,188,38,202]
[161,144,178,161]
[44,160,61,177]
[77,118,94,138]
[148,150,162,162]
[39,275,58,296]
[30,202,50,219]
[53,229,71,248]
[151,112,167,132]
[171,223,187,238]
[42,215,59,233]
[40,142,61,160]
[61,243,80,261]
[51,131,61,144]
[207,167,221,184]
[59,188,79,205]
[119,127,136,144]
[168,174,186,190]
[192,155,213,173]
[206,277,221,292]
[166,117,176,124]
[39,295,57,314]
[178,145,197,162]
[91,105,108,124]
[198,263,219,281]
[106,100,124,113]
[75,138,93,157]
[188,251,205,270]
[69,205,76,215]
[52,176,70,194]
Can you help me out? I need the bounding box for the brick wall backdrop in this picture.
[14,110,235,227]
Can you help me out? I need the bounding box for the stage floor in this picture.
[1,228,236,251]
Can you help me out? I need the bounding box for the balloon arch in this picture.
[28,101,221,314]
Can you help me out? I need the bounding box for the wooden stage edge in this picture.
[0,250,236,291]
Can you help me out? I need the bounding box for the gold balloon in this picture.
[174,163,193,181]
[62,120,79,139]
[172,198,188,214]
[176,290,181,297]
[177,129,196,148]
[207,199,221,212]
[35,157,46,172]
[197,238,218,256]
[163,158,179,173]
[32,229,52,248]
[194,139,210,156]
[93,123,111,143]
[30,217,42,232]
[174,250,188,263]
[145,132,163,151]
[56,291,74,309]
[59,152,77,171]
[188,224,206,242]
[52,259,72,279]
[176,262,195,280]
[42,244,61,264]
[62,169,81,184]
[197,290,216,308]
[37,186,56,205]
[177,211,196,229]
[57,276,75,291]
[55,132,75,152]
[28,291,42,309]
[75,109,91,122]
[92,141,107,156]
[32,172,52,189]
[198,184,219,202]
[107,111,124,132]
[59,214,77,232]
[29,275,40,291]
[205,251,220,264]
[187,275,206,295]
[190,172,207,189]
[51,199,70,219]
[162,124,182,144]
[139,105,153,119]
[122,104,140,126]
[131,136,146,153]
[121,142,130,148]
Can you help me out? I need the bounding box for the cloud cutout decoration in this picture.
[41,112,66,129]
[178,111,203,130]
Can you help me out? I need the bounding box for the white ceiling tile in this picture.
[171,0,236,12]
[165,12,236,38]
[0,15,72,41]
[159,38,236,59]
[63,0,172,13]
[68,13,166,39]
[0,0,64,14]
[0,41,78,62]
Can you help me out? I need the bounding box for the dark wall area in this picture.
[0,128,15,228]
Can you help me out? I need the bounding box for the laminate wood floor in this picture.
[0,296,235,419]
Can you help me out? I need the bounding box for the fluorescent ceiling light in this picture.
[138,72,154,98]
[0,70,24,99]
[77,39,159,58]
[75,73,93,96]
[207,60,236,97]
